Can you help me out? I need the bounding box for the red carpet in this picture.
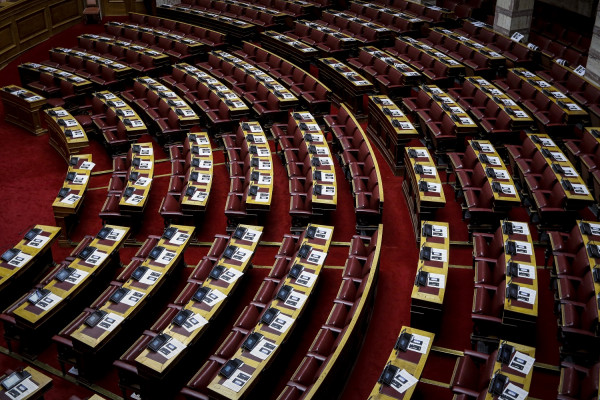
[0,17,563,400]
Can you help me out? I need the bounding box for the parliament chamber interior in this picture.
[1,0,600,398]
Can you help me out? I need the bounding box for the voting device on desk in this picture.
[242,332,262,351]
[378,364,399,386]
[1,370,31,391]
[489,372,509,396]
[394,331,412,352]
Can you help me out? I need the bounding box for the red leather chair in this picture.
[557,361,599,400]
[450,349,498,397]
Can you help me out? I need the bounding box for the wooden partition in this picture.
[0,0,84,69]
[100,0,145,17]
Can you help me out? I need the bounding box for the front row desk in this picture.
[0,366,53,400]
[0,225,130,357]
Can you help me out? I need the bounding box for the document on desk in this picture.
[501,383,528,400]
[231,247,252,263]
[219,267,243,284]
[250,337,277,361]
[121,290,145,307]
[106,228,127,242]
[407,333,430,354]
[514,264,535,279]
[64,268,89,285]
[430,224,447,238]
[4,376,39,400]
[97,313,124,332]
[191,191,208,203]
[306,249,327,266]
[35,292,62,312]
[295,271,317,288]
[427,272,445,289]
[283,290,308,309]
[182,313,208,333]
[222,367,252,393]
[203,288,227,308]
[125,194,145,205]
[516,287,536,305]
[509,351,535,375]
[571,183,590,195]
[61,194,81,205]
[509,222,530,235]
[268,312,294,334]
[315,226,332,240]
[513,241,533,256]
[158,337,186,360]
[169,231,190,246]
[80,161,95,170]
[428,247,448,263]
[72,174,88,185]
[26,234,50,249]
[389,369,418,394]
[155,249,177,265]
[86,249,108,266]
[7,251,32,268]
[139,269,162,286]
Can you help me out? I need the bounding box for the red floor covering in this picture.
[0,18,563,400]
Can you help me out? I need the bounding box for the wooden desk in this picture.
[180,131,214,213]
[69,225,194,378]
[368,327,434,399]
[361,46,423,89]
[78,34,170,67]
[134,225,263,379]
[0,225,60,307]
[368,95,418,175]
[287,112,337,210]
[50,47,132,78]
[433,27,506,69]
[44,107,89,164]
[52,154,94,243]
[134,76,200,127]
[318,57,374,116]
[496,220,538,331]
[207,225,333,399]
[158,4,256,41]
[0,86,46,135]
[402,147,445,240]
[464,77,534,130]
[94,91,146,141]
[106,21,205,55]
[392,37,466,77]
[18,62,92,93]
[260,31,318,69]
[296,20,360,51]
[411,221,449,332]
[350,1,426,32]
[237,122,274,211]
[574,221,600,322]
[525,133,594,210]
[0,366,52,400]
[466,140,521,210]
[483,341,535,400]
[510,67,588,123]
[324,11,394,43]
[119,143,154,214]
[169,63,249,119]
[209,50,298,109]
[418,85,478,138]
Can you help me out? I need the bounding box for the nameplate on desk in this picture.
[389,368,418,394]
[34,291,62,312]
[195,136,210,145]
[68,129,85,139]
[427,272,445,289]
[6,251,32,268]
[61,119,79,128]
[490,169,509,179]
[317,172,335,183]
[508,351,535,375]
[53,109,69,117]
[406,333,430,354]
[129,120,144,127]
[449,106,463,113]
[3,376,38,400]
[551,91,566,99]
[501,383,528,400]
[60,194,81,205]
[316,157,333,166]
[250,337,277,360]
[78,161,94,171]
[198,160,212,168]
[538,81,550,88]
[222,366,252,393]
[497,183,516,195]
[179,109,197,117]
[256,148,271,157]
[410,149,429,158]
[26,234,50,249]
